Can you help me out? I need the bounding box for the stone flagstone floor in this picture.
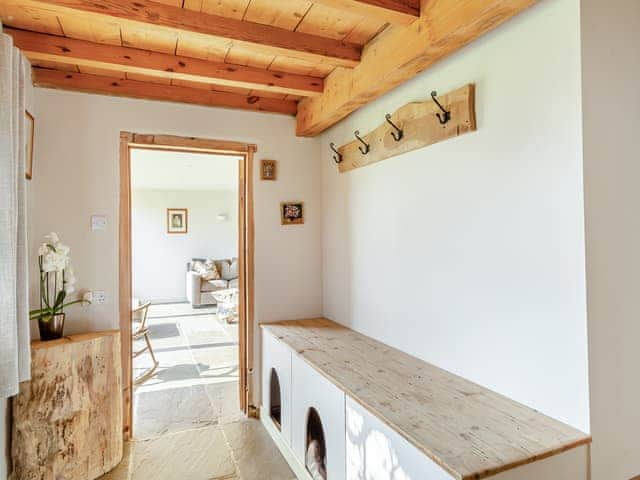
[100,303,295,480]
[133,302,240,438]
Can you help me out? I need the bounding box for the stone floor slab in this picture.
[134,384,217,439]
[131,427,236,480]
[223,420,297,480]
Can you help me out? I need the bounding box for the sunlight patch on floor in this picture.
[133,302,240,439]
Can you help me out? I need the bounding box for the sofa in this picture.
[186,257,239,307]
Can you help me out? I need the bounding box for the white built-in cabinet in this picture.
[291,354,346,480]
[345,397,452,480]
[261,327,589,480]
[261,329,293,445]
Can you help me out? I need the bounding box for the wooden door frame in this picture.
[119,132,256,440]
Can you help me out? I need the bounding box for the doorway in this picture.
[119,133,256,440]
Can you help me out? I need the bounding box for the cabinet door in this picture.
[261,330,292,445]
[292,355,346,480]
[345,396,453,480]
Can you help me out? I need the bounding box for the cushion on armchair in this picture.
[192,259,220,280]
[187,257,239,307]
[215,259,238,281]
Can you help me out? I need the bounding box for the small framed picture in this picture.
[281,202,304,225]
[167,208,188,234]
[25,110,34,180]
[261,159,277,181]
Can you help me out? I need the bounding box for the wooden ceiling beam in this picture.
[296,0,538,136]
[27,0,361,67]
[8,28,323,97]
[312,0,419,26]
[32,67,298,115]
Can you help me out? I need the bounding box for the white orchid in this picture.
[37,243,49,256]
[64,266,76,294]
[42,249,66,273]
[31,233,90,322]
[65,266,76,285]
[40,238,71,273]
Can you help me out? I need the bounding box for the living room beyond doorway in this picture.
[128,145,244,439]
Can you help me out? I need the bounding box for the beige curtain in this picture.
[0,27,31,398]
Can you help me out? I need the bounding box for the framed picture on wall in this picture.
[281,201,304,225]
[261,159,277,180]
[25,110,34,180]
[167,208,188,234]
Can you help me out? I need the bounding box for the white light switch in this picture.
[91,215,107,231]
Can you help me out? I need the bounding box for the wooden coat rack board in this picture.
[333,84,476,173]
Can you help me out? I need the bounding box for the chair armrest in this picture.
[186,271,201,304]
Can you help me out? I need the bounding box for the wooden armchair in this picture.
[132,302,159,385]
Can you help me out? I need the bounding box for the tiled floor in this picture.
[100,419,296,480]
[99,303,295,480]
[133,303,241,438]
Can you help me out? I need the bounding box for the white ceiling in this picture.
[130,148,241,191]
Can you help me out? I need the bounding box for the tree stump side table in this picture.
[11,331,123,480]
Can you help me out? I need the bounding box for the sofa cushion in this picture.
[214,260,229,279]
[192,259,220,280]
[228,257,238,280]
[215,259,238,281]
[201,279,228,292]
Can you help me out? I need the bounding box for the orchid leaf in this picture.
[54,289,66,310]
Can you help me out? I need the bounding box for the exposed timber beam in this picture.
[27,0,361,67]
[296,0,538,136]
[32,68,298,115]
[311,0,419,26]
[8,28,323,97]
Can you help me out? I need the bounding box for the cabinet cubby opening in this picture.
[269,368,282,430]
[305,407,327,480]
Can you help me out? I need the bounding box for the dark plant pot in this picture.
[38,313,65,341]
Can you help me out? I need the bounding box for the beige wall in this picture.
[27,89,323,397]
[132,188,239,302]
[320,0,590,433]
[582,0,640,477]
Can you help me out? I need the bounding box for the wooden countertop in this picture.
[261,318,590,480]
[31,330,120,350]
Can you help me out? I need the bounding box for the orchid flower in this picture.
[30,233,91,320]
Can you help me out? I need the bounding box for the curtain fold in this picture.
[0,28,31,398]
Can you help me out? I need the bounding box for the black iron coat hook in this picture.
[385,114,404,141]
[354,130,370,155]
[330,142,343,164]
[430,91,451,125]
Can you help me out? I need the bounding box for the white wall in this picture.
[28,90,323,399]
[581,0,640,478]
[321,0,590,432]
[132,188,238,303]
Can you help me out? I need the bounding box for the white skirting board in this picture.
[262,414,312,480]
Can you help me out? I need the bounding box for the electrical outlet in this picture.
[92,291,107,304]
